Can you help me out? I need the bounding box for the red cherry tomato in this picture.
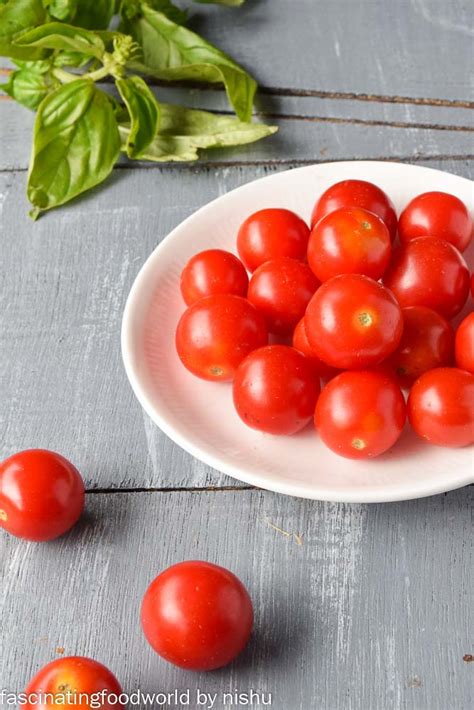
[237,208,310,272]
[305,274,403,369]
[387,306,454,388]
[315,370,406,459]
[233,345,320,435]
[307,207,391,282]
[0,449,84,542]
[383,237,469,320]
[399,191,472,252]
[141,561,253,671]
[408,368,474,447]
[176,294,267,381]
[24,656,124,709]
[455,312,474,374]
[471,273,474,300]
[180,249,248,306]
[310,179,398,240]
[247,258,319,335]
[292,318,339,380]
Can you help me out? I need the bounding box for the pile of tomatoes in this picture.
[176,180,474,457]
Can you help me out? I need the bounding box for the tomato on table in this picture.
[247,257,319,335]
[304,274,403,369]
[180,249,248,305]
[408,367,474,447]
[399,191,472,253]
[233,345,320,435]
[314,370,406,459]
[176,294,267,381]
[0,449,84,542]
[292,318,339,380]
[383,237,470,319]
[387,306,454,388]
[24,656,124,709]
[237,208,310,272]
[141,561,253,671]
[307,207,391,282]
[310,179,398,240]
[455,312,474,374]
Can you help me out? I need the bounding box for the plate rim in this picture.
[121,160,474,503]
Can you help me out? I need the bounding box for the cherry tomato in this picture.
[399,191,472,252]
[0,449,84,542]
[315,369,406,459]
[304,274,403,369]
[455,312,474,374]
[180,249,249,306]
[307,207,391,282]
[24,656,124,709]
[292,318,339,380]
[233,345,320,435]
[141,561,253,671]
[247,258,319,335]
[471,273,474,300]
[237,208,310,272]
[310,179,398,240]
[383,237,469,320]
[176,294,267,381]
[408,368,474,447]
[387,306,454,388]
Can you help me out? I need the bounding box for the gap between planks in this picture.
[86,484,255,495]
[1,154,473,176]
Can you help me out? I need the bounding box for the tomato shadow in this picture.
[212,588,309,678]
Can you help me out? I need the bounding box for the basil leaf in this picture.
[2,67,52,109]
[116,75,160,157]
[119,103,276,162]
[14,58,51,72]
[27,80,121,216]
[194,0,244,6]
[0,0,47,60]
[122,0,187,24]
[123,4,256,122]
[15,22,105,59]
[53,49,92,67]
[73,0,115,29]
[46,0,78,22]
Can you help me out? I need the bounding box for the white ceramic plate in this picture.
[122,161,474,503]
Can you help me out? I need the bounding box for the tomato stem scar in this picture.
[352,438,366,450]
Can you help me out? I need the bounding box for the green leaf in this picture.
[1,66,51,109]
[14,57,51,72]
[194,0,244,6]
[53,49,93,67]
[121,0,187,24]
[0,0,47,60]
[27,80,121,216]
[73,0,115,29]
[119,103,276,162]
[46,0,78,22]
[123,4,256,122]
[115,75,160,157]
[15,22,105,59]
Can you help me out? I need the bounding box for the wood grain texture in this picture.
[180,0,474,102]
[0,488,472,710]
[0,98,473,171]
[1,161,473,491]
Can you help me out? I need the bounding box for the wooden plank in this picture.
[184,0,473,103]
[0,161,472,491]
[1,1,473,104]
[0,488,472,709]
[0,98,472,171]
[1,64,473,128]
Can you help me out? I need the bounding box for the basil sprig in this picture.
[0,0,276,217]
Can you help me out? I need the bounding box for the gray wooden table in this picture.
[1,2,473,709]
